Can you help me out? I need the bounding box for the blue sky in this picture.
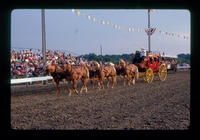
[11,9,190,56]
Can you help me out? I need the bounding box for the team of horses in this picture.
[46,59,139,96]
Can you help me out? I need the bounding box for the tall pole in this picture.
[148,9,151,53]
[41,9,46,70]
[100,45,103,64]
[100,45,102,56]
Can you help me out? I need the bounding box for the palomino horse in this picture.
[46,64,72,95]
[93,61,117,89]
[119,59,139,86]
[64,62,89,95]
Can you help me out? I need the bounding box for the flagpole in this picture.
[148,9,151,53]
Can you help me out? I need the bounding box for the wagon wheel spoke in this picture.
[143,76,147,81]
[146,68,154,83]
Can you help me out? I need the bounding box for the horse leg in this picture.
[132,76,136,85]
[99,77,104,89]
[80,78,84,94]
[128,75,131,86]
[73,79,79,94]
[97,79,101,90]
[56,80,60,95]
[101,77,104,89]
[84,78,88,92]
[111,76,116,88]
[67,80,72,96]
[115,76,117,85]
[123,76,126,87]
[106,77,110,88]
[91,79,94,89]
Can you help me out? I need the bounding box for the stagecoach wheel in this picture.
[158,64,167,81]
[146,68,154,83]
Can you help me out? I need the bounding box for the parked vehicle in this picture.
[165,55,178,72]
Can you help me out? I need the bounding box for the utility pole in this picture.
[148,9,151,53]
[100,45,102,56]
[100,45,103,65]
[41,9,46,72]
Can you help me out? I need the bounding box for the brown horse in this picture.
[93,61,117,89]
[46,64,72,95]
[64,62,89,95]
[85,62,99,89]
[119,59,139,86]
[114,64,123,76]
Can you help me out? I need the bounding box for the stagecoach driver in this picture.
[140,48,146,61]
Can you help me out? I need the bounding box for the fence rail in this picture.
[11,75,125,85]
[11,76,53,85]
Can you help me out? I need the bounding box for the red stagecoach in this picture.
[132,51,167,83]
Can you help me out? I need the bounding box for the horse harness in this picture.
[51,65,70,81]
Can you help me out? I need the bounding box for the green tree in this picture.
[177,53,190,64]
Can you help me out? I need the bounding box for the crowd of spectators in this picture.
[11,48,88,79]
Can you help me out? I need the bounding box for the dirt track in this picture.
[11,71,190,130]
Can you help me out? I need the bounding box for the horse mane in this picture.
[93,61,100,69]
[109,62,115,66]
[119,59,125,63]
[47,65,55,73]
[119,59,126,66]
[64,63,72,73]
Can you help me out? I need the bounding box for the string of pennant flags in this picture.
[72,9,189,40]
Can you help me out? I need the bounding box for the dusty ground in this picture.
[11,70,190,130]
